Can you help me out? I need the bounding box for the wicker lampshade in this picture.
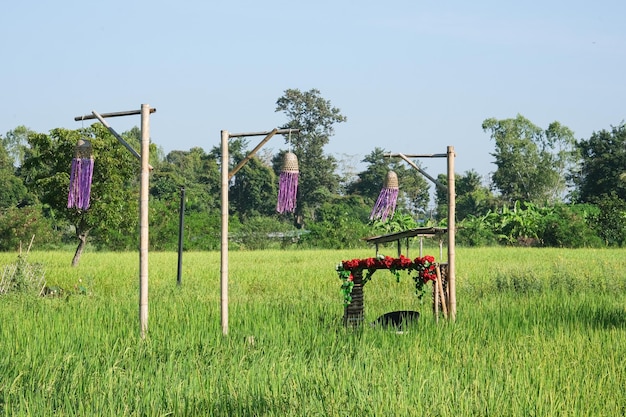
[281,151,299,173]
[384,170,398,189]
[74,139,93,159]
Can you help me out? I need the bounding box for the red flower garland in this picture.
[336,254,438,305]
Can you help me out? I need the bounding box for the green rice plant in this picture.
[0,248,624,416]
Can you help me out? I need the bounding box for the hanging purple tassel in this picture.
[369,170,399,221]
[276,152,299,213]
[67,139,94,210]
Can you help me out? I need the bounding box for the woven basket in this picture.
[75,139,93,159]
[344,271,365,327]
[384,170,398,189]
[281,152,299,173]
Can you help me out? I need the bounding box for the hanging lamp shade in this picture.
[369,170,399,221]
[276,151,299,214]
[67,139,94,210]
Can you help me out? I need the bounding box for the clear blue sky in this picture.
[2,0,625,185]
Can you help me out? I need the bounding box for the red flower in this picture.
[364,257,377,268]
[343,259,360,270]
[398,255,412,268]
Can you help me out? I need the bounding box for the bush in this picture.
[587,193,626,246]
[0,205,63,251]
[540,204,603,248]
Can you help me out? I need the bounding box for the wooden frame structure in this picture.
[384,146,457,320]
[74,105,156,339]
[220,128,299,335]
[361,227,450,323]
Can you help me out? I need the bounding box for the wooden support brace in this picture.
[436,264,448,320]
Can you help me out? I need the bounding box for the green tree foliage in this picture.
[0,140,28,208]
[436,170,497,222]
[149,146,221,251]
[586,192,626,246]
[2,126,32,167]
[275,88,347,227]
[219,138,277,220]
[540,204,602,248]
[483,115,577,204]
[458,201,553,246]
[21,124,139,265]
[0,205,62,251]
[154,147,220,213]
[574,123,626,203]
[299,196,371,249]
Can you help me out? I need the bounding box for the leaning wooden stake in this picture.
[434,277,440,323]
[436,264,448,320]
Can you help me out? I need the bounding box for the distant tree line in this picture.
[2,90,626,265]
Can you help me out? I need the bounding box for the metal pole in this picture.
[177,186,185,286]
[447,146,456,321]
[139,104,150,339]
[220,130,229,335]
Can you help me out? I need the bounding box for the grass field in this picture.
[1,247,625,416]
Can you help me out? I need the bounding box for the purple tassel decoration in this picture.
[67,139,94,210]
[369,170,399,221]
[276,151,299,213]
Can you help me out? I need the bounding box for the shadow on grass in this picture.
[556,303,626,330]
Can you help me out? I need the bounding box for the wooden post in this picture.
[436,265,448,320]
[75,105,155,339]
[447,146,456,321]
[220,130,229,335]
[177,186,185,286]
[218,128,299,335]
[139,104,150,339]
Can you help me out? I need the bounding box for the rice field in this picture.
[0,247,625,416]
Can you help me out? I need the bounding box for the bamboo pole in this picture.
[229,129,278,179]
[220,130,229,335]
[447,146,456,321]
[396,153,447,191]
[385,152,447,158]
[139,104,150,339]
[74,108,156,121]
[219,128,299,335]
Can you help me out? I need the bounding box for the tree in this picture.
[231,155,277,220]
[574,123,626,203]
[0,139,28,209]
[156,147,220,212]
[2,126,32,167]
[436,170,496,222]
[21,124,140,265]
[586,192,626,246]
[275,88,347,227]
[483,115,577,204]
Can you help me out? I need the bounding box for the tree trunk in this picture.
[71,230,89,267]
